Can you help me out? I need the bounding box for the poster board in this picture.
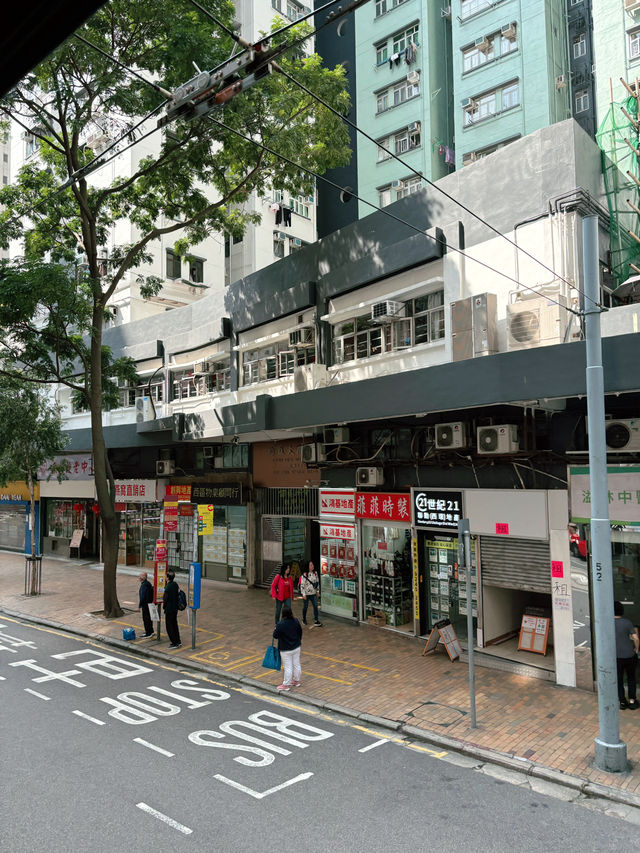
[70,529,84,551]
[422,619,462,661]
[518,614,550,655]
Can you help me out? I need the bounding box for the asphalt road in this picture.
[0,616,634,853]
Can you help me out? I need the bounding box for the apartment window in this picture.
[464,91,496,126]
[2,153,7,162]
[573,34,586,59]
[392,25,419,55]
[166,249,181,279]
[188,258,204,283]
[118,383,136,408]
[462,42,494,72]
[196,362,230,395]
[376,42,389,65]
[171,369,198,400]
[500,33,518,55]
[395,131,409,154]
[2,176,7,185]
[393,77,420,104]
[290,195,310,218]
[138,381,164,403]
[377,138,392,161]
[502,81,520,110]
[243,339,315,386]
[575,89,589,113]
[287,0,303,19]
[630,28,640,60]
[375,0,407,17]
[377,90,390,113]
[379,186,393,207]
[460,0,492,20]
[396,176,422,199]
[25,133,39,159]
[273,233,285,259]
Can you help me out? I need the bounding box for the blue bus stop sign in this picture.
[188,562,201,610]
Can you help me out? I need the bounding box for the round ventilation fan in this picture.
[606,422,631,450]
[478,427,498,452]
[510,310,539,343]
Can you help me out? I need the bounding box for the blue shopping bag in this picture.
[262,642,281,671]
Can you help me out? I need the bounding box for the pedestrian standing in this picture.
[273,606,302,692]
[299,560,322,627]
[162,570,182,649]
[270,563,294,625]
[137,571,155,638]
[614,600,639,710]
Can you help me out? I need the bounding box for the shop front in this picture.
[318,489,358,620]
[114,480,163,567]
[357,491,413,633]
[39,454,98,559]
[0,483,39,553]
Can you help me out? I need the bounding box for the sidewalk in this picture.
[3,551,640,804]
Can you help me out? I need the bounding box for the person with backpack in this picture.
[162,569,182,649]
[299,560,322,627]
[270,563,294,625]
[273,606,302,691]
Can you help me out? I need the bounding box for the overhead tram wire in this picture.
[206,115,582,313]
[59,16,583,311]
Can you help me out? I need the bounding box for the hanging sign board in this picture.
[422,619,462,660]
[518,614,550,655]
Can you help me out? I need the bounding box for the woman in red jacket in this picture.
[271,563,295,625]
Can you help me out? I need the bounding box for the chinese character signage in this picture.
[319,489,355,519]
[113,480,156,504]
[413,490,463,530]
[164,502,178,532]
[39,453,94,481]
[570,465,640,526]
[197,505,213,536]
[191,483,243,505]
[356,492,411,522]
[165,484,192,501]
[320,523,356,540]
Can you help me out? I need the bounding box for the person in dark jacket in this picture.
[273,606,302,692]
[138,571,155,638]
[615,600,639,709]
[162,570,182,649]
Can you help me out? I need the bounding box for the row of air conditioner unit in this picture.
[156,460,175,476]
[371,300,406,322]
[135,396,154,423]
[289,327,315,347]
[507,294,568,350]
[603,419,640,452]
[435,422,520,455]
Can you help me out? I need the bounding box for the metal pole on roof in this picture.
[583,214,627,772]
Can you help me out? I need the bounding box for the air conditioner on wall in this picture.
[435,422,468,450]
[555,75,567,89]
[356,467,384,486]
[477,425,519,455]
[461,97,476,110]
[501,22,517,40]
[406,71,420,85]
[603,419,640,452]
[371,300,406,322]
[156,460,175,476]
[135,396,153,423]
[475,36,491,53]
[300,444,326,463]
[289,327,315,347]
[324,427,350,444]
[507,295,569,350]
[408,121,421,133]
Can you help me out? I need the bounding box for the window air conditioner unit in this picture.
[625,0,640,13]
[289,327,315,347]
[603,419,640,452]
[292,238,302,247]
[408,121,421,133]
[435,422,468,450]
[156,459,175,476]
[202,446,215,458]
[463,152,479,165]
[300,443,326,463]
[555,75,567,89]
[477,425,519,455]
[324,427,350,445]
[507,295,569,350]
[406,71,420,85]
[440,5,451,19]
[391,179,403,189]
[135,396,153,423]
[475,36,491,53]
[501,22,517,40]
[356,467,384,486]
[273,230,286,240]
[461,97,476,110]
[371,300,406,322]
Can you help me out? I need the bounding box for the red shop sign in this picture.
[355,492,411,522]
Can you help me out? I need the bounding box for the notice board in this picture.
[518,614,550,655]
[422,619,462,661]
[70,529,84,550]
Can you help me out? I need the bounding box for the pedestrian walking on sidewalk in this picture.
[299,560,322,627]
[273,606,302,692]
[162,570,182,649]
[271,563,294,625]
[614,600,639,709]
[138,571,155,637]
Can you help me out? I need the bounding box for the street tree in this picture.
[0,377,69,592]
[0,0,350,616]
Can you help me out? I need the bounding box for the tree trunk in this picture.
[90,302,123,618]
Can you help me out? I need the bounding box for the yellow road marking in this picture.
[303,652,379,671]
[303,670,354,685]
[406,743,448,758]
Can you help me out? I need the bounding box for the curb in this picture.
[4,606,640,811]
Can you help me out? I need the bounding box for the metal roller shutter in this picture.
[480,536,551,593]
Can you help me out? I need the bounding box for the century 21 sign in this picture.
[413,490,463,531]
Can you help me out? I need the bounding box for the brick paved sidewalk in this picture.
[2,550,640,797]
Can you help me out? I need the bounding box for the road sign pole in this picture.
[458,518,476,728]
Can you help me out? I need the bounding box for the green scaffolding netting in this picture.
[596,94,640,289]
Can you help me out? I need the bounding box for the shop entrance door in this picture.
[611,527,640,628]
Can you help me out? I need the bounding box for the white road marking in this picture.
[0,675,6,680]
[133,738,174,757]
[358,738,389,753]
[136,803,192,835]
[214,772,313,799]
[24,688,50,701]
[72,709,106,726]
